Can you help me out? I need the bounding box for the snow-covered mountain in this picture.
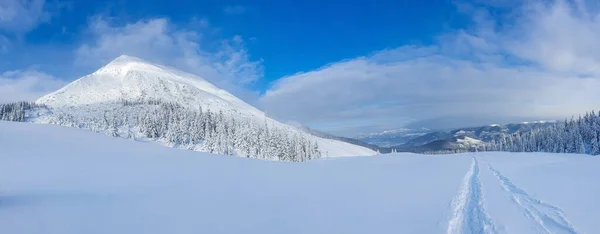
[17,55,377,160]
[37,55,263,117]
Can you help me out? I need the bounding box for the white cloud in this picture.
[504,1,600,75]
[75,17,263,103]
[261,0,600,136]
[0,69,65,103]
[0,0,49,34]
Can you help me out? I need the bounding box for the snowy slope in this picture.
[33,55,376,158]
[1,121,599,233]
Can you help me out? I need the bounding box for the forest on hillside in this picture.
[0,100,321,161]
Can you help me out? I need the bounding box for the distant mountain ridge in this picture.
[357,128,432,147]
[360,122,556,153]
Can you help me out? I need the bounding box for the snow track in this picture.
[447,156,496,234]
[487,164,578,234]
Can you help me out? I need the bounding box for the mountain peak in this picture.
[101,55,151,70]
[111,54,147,64]
[94,55,161,76]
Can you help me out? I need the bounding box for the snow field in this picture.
[1,122,599,233]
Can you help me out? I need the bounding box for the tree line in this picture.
[0,101,46,121]
[488,111,600,155]
[0,100,321,161]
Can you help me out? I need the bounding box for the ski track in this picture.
[487,164,578,234]
[447,156,496,234]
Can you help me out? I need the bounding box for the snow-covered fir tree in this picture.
[0,102,46,122]
[489,111,600,155]
[0,100,321,161]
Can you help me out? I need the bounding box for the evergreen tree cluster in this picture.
[0,102,46,121]
[47,100,322,161]
[490,112,600,155]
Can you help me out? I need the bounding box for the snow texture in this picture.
[2,121,599,233]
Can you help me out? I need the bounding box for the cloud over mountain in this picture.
[261,0,600,135]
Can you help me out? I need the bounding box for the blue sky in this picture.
[1,0,464,89]
[2,0,600,136]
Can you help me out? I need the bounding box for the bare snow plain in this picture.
[1,121,599,234]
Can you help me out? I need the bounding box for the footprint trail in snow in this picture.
[447,156,496,234]
[487,164,578,234]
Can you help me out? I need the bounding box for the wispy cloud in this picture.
[0,69,65,103]
[0,0,50,34]
[261,0,600,136]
